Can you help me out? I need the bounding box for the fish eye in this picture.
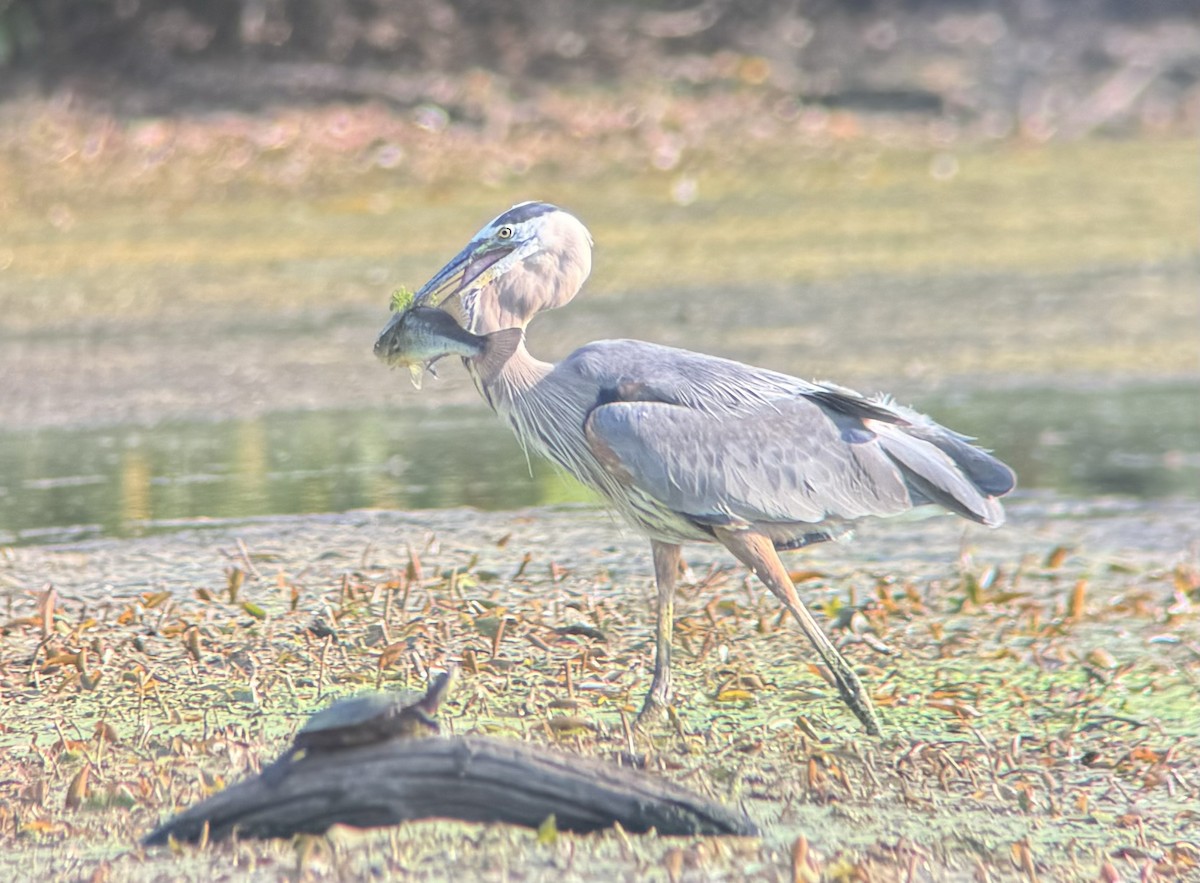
[496,225,514,240]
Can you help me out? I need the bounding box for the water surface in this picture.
[2,140,1196,545]
[1,382,1195,546]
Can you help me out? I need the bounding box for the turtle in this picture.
[262,669,454,785]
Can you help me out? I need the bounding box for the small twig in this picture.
[237,539,264,581]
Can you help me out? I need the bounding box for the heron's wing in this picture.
[585,397,918,529]
[566,340,812,413]
[567,340,1011,528]
[568,340,914,422]
[879,400,1016,498]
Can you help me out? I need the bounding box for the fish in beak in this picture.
[374,306,521,388]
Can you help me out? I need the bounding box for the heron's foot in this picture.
[829,665,883,737]
[847,694,883,738]
[635,696,669,728]
[634,676,674,728]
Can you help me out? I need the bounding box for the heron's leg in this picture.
[638,540,681,721]
[714,527,882,737]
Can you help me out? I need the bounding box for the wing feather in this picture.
[584,398,914,529]
[563,340,1012,533]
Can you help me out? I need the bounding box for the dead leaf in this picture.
[537,813,558,845]
[1045,545,1071,569]
[38,586,57,637]
[66,766,90,810]
[1067,579,1087,618]
[142,591,171,609]
[1086,648,1117,669]
[716,689,754,703]
[548,715,594,734]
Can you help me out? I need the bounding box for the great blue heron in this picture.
[375,202,1016,736]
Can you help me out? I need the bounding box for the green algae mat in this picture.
[2,499,1197,880]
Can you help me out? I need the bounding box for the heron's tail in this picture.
[871,419,1016,527]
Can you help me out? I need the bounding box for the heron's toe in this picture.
[634,686,680,732]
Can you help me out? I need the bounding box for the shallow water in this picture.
[1,381,1195,545]
[2,140,1196,545]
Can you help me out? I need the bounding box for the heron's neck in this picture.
[476,340,551,413]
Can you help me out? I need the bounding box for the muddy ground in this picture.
[2,493,1198,880]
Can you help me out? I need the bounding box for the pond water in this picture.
[2,141,1196,546]
[1,382,1196,546]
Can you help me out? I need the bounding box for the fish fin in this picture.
[408,363,425,390]
[476,328,523,378]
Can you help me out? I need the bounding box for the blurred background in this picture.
[0,0,1197,544]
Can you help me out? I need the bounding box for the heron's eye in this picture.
[496,225,514,240]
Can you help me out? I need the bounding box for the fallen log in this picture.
[144,735,757,844]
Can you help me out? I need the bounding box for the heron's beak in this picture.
[414,239,516,310]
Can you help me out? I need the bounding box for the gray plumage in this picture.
[375,202,1016,736]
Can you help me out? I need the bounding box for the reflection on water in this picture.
[0,408,587,546]
[918,384,1199,499]
[1,383,1196,545]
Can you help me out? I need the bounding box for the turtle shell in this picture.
[294,691,433,752]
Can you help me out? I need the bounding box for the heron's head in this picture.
[411,201,593,333]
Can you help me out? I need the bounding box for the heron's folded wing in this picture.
[584,398,915,528]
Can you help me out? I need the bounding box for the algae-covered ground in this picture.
[2,497,1198,881]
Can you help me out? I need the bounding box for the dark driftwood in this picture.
[144,736,757,844]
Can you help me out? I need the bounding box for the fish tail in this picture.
[476,327,523,378]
